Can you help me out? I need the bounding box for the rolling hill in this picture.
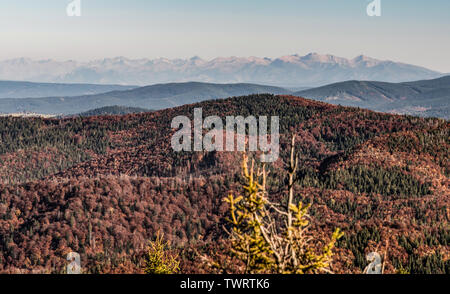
[0,80,137,99]
[0,94,448,274]
[0,82,291,115]
[295,76,450,119]
[2,76,449,119]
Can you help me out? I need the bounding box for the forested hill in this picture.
[0,94,448,274]
[77,106,152,117]
[294,76,450,119]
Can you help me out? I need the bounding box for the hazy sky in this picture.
[0,0,449,72]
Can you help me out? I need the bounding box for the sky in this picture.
[0,0,449,72]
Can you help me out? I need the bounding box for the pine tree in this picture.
[144,231,180,274]
[224,136,343,274]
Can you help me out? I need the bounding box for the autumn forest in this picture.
[0,94,448,274]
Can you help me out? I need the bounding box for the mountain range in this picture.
[0,53,442,87]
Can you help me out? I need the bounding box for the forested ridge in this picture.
[0,94,448,273]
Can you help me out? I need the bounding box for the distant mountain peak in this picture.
[351,55,380,67]
[277,54,302,63]
[300,52,337,62]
